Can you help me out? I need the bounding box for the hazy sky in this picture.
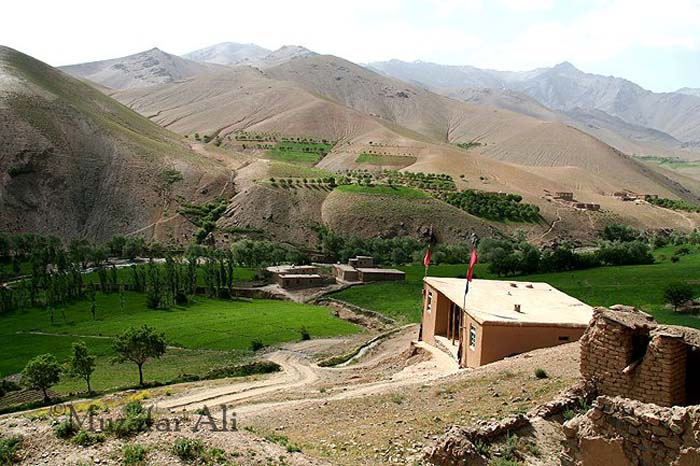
[2,0,699,92]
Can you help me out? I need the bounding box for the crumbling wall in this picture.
[564,396,700,466]
[580,308,688,407]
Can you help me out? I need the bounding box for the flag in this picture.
[423,246,431,269]
[467,248,478,282]
[464,247,478,297]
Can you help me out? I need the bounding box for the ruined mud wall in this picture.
[565,396,700,466]
[580,310,687,407]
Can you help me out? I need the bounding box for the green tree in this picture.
[664,282,695,312]
[67,341,96,393]
[22,354,61,402]
[113,325,167,386]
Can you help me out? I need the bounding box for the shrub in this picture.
[250,339,265,352]
[0,436,22,465]
[300,326,311,341]
[265,433,302,453]
[121,444,147,465]
[664,281,695,311]
[0,380,20,398]
[172,438,205,462]
[72,430,105,447]
[54,419,78,439]
[105,402,152,438]
[534,368,548,379]
[600,223,641,242]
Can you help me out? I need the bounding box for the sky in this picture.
[2,0,699,92]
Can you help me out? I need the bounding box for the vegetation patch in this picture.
[0,436,21,465]
[177,197,228,243]
[344,169,456,191]
[355,153,417,167]
[455,141,483,150]
[436,190,541,222]
[649,196,700,213]
[334,184,429,199]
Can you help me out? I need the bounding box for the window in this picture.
[426,291,433,313]
[469,324,477,349]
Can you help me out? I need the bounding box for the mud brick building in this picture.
[580,306,700,407]
[420,278,593,367]
[266,265,324,289]
[332,256,405,283]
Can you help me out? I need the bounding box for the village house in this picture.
[332,256,405,283]
[420,277,593,367]
[580,305,700,407]
[266,265,325,289]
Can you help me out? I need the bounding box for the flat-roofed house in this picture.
[332,256,405,283]
[421,277,593,368]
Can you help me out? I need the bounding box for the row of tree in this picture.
[21,325,166,402]
[479,238,655,277]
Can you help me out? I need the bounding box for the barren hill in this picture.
[182,42,271,65]
[370,59,700,153]
[0,46,233,242]
[105,53,700,240]
[59,47,223,90]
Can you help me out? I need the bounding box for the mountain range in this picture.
[368,59,700,156]
[1,41,699,246]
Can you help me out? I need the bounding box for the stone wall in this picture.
[564,395,700,466]
[580,307,688,407]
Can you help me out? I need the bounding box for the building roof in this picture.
[332,264,357,271]
[267,265,317,274]
[424,277,593,326]
[357,268,405,275]
[280,274,322,279]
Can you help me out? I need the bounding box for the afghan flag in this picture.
[423,246,431,270]
[464,247,478,297]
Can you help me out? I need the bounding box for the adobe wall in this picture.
[565,396,700,466]
[421,284,450,346]
[580,310,688,407]
[478,323,586,368]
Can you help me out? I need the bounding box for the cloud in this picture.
[496,0,555,12]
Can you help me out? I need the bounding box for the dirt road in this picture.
[157,328,459,420]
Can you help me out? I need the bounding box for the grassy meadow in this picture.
[333,184,430,198]
[0,293,360,394]
[331,245,700,327]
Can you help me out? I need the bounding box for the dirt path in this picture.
[157,330,459,420]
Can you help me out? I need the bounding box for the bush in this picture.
[72,430,105,447]
[172,438,205,462]
[250,339,265,352]
[600,223,641,242]
[0,436,21,465]
[265,433,302,453]
[0,380,20,398]
[664,281,695,311]
[105,402,152,438]
[300,326,311,341]
[121,444,147,465]
[596,241,654,266]
[54,419,78,439]
[534,368,548,379]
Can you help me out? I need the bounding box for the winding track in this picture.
[157,337,459,419]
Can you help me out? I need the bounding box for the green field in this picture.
[0,293,359,394]
[334,184,429,198]
[355,153,417,167]
[265,141,333,166]
[267,161,333,179]
[331,246,700,327]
